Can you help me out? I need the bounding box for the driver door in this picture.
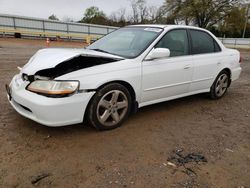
[141,29,193,104]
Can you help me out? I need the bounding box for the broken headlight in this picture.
[27,80,79,97]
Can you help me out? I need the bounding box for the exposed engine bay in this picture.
[22,55,119,82]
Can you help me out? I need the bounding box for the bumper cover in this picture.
[8,75,95,127]
[231,67,242,81]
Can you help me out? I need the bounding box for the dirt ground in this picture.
[0,38,249,188]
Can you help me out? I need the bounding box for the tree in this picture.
[109,8,128,27]
[164,0,240,28]
[130,0,149,24]
[219,6,247,37]
[48,14,59,21]
[80,6,108,25]
[163,0,187,25]
[147,6,172,24]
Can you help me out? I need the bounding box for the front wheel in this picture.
[209,70,230,99]
[87,83,132,131]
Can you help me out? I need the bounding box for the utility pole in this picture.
[242,3,249,38]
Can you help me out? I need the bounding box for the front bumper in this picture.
[7,75,95,127]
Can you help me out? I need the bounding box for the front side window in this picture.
[190,30,220,54]
[155,29,189,57]
[87,27,163,58]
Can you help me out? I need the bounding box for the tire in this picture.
[209,70,230,99]
[87,83,132,131]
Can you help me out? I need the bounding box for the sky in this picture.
[0,0,165,21]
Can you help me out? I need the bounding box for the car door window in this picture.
[155,29,189,57]
[214,40,221,52]
[190,30,220,54]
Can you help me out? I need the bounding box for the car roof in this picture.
[128,24,208,32]
[129,24,168,28]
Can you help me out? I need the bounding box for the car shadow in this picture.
[136,93,210,114]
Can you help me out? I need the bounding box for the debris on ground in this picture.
[166,161,177,167]
[167,149,207,176]
[168,149,207,166]
[43,135,51,140]
[31,173,51,184]
[225,148,234,152]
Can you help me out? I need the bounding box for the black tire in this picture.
[209,70,230,99]
[87,83,132,131]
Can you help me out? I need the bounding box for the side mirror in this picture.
[145,48,170,60]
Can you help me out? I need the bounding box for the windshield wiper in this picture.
[89,48,125,59]
[91,48,111,54]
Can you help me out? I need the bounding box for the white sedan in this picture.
[6,25,242,130]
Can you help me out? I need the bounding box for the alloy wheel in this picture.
[97,90,128,127]
[215,73,229,97]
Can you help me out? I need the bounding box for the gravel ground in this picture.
[0,38,249,188]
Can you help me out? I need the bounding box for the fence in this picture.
[219,38,250,49]
[0,14,118,42]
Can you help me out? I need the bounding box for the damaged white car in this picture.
[6,25,242,130]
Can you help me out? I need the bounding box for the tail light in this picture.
[239,55,243,63]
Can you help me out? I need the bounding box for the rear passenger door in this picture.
[188,29,223,92]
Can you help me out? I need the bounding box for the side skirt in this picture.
[138,89,210,108]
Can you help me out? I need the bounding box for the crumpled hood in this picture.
[21,48,123,75]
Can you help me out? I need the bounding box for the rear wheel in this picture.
[87,83,131,130]
[210,70,230,99]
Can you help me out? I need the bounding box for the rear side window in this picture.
[190,30,220,54]
[214,40,221,52]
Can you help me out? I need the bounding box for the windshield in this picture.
[87,27,163,58]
